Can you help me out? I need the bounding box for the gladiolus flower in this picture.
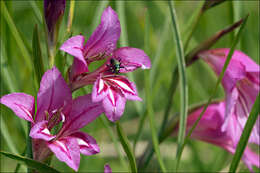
[174,102,259,172]
[0,67,104,171]
[199,48,260,145]
[104,164,112,173]
[60,6,151,122]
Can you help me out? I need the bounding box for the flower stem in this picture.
[26,122,33,173]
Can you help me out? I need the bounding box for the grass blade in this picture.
[0,151,60,173]
[176,14,249,170]
[29,1,42,25]
[1,1,32,70]
[144,70,167,172]
[229,93,260,172]
[116,122,137,173]
[67,0,75,33]
[32,24,44,86]
[168,1,188,171]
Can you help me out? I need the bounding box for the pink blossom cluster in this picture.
[0,6,150,171]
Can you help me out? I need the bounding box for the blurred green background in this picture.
[0,1,259,172]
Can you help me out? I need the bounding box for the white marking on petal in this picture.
[77,138,89,147]
[98,79,105,94]
[56,141,67,152]
[41,128,51,135]
[108,89,116,105]
[142,64,148,69]
[109,79,134,94]
[19,105,33,121]
[61,112,65,122]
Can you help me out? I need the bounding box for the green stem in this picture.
[26,122,33,173]
[116,122,137,173]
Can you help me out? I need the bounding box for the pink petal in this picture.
[0,93,35,123]
[69,58,89,81]
[113,47,151,73]
[92,77,109,102]
[83,6,120,62]
[60,35,85,62]
[62,94,104,135]
[103,89,126,122]
[104,75,142,101]
[70,131,100,155]
[242,147,260,172]
[104,164,112,173]
[216,48,260,73]
[36,66,72,122]
[47,137,80,171]
[29,121,55,141]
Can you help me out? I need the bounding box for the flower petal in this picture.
[105,75,142,101]
[70,58,89,81]
[62,94,104,135]
[60,35,85,61]
[47,137,80,171]
[242,147,260,172]
[36,66,72,122]
[83,6,120,62]
[103,88,126,122]
[104,164,112,173]
[0,93,35,123]
[70,131,100,155]
[113,47,151,72]
[30,121,55,141]
[92,77,109,102]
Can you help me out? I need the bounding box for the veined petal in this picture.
[105,75,142,101]
[92,77,109,102]
[0,93,35,123]
[60,35,85,61]
[30,121,55,141]
[103,89,126,122]
[62,94,104,135]
[83,6,120,62]
[47,137,80,171]
[70,131,100,155]
[36,66,72,122]
[113,47,151,73]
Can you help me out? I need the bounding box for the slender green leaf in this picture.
[67,0,75,33]
[168,1,188,171]
[116,122,137,173]
[32,24,44,86]
[1,1,32,70]
[229,94,260,172]
[99,116,128,169]
[176,14,249,169]
[0,151,60,173]
[29,1,42,25]
[133,8,150,151]
[144,70,167,172]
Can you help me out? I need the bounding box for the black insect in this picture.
[108,58,124,74]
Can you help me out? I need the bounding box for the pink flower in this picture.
[104,164,112,173]
[199,48,260,146]
[60,6,151,122]
[177,102,259,172]
[0,67,104,171]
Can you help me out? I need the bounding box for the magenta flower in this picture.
[0,67,104,171]
[176,102,259,172]
[104,164,112,173]
[199,48,260,145]
[60,6,151,122]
